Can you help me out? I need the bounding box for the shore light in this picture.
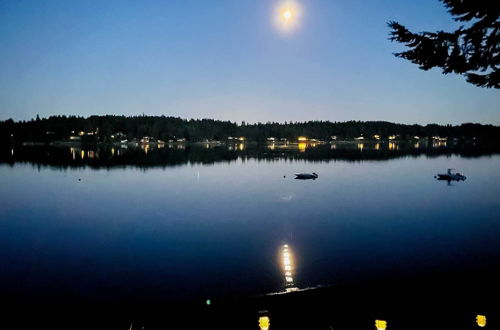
[259,316,270,330]
[476,315,486,327]
[375,319,387,330]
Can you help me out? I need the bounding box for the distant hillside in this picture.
[1,115,499,145]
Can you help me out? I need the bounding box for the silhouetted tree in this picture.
[1,115,499,146]
[388,0,499,88]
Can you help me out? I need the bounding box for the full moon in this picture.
[274,1,302,34]
[283,10,292,21]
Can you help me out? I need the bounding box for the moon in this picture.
[283,10,292,21]
[274,1,302,34]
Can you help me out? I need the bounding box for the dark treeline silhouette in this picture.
[388,0,499,88]
[1,115,500,145]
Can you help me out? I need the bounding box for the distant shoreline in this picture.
[2,116,499,148]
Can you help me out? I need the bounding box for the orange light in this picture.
[259,316,270,330]
[476,315,486,327]
[375,319,387,330]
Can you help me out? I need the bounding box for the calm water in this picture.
[1,144,500,327]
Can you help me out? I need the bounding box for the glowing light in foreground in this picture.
[476,315,486,327]
[274,0,302,34]
[259,316,270,330]
[375,320,387,330]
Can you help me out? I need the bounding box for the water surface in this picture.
[1,144,499,327]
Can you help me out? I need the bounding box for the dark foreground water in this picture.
[1,143,499,329]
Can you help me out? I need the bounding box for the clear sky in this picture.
[0,0,498,124]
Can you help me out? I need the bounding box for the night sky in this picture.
[1,0,499,124]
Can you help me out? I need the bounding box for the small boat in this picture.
[294,172,318,180]
[435,169,466,181]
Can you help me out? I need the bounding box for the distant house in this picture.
[331,136,337,140]
[111,132,126,140]
[140,136,155,144]
[297,136,308,142]
[354,136,364,141]
[69,135,81,141]
[388,135,397,140]
[77,130,96,136]
[373,134,380,140]
[267,137,276,142]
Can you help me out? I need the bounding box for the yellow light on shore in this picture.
[259,316,270,330]
[476,315,486,327]
[375,319,387,330]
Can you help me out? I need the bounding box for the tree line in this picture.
[1,115,499,144]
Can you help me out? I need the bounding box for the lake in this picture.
[1,143,500,329]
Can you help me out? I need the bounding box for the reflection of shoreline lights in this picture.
[281,244,298,291]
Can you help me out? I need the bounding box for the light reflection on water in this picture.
[0,147,500,308]
[281,244,298,292]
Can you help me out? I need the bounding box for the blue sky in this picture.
[0,0,498,124]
